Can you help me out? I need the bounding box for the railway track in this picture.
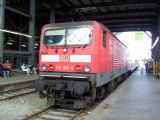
[22,73,132,120]
[0,79,36,100]
[0,87,35,100]
[23,106,83,120]
[22,77,129,120]
[22,98,106,120]
[22,77,126,120]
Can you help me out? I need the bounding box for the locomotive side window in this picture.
[44,29,65,46]
[103,30,107,48]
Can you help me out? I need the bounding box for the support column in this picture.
[50,1,55,23]
[19,33,22,66]
[0,0,5,63]
[28,0,35,64]
[159,9,160,38]
[152,8,160,61]
[151,31,156,59]
[156,9,160,60]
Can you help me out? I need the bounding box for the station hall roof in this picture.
[5,0,160,32]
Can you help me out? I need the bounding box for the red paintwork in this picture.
[39,21,128,74]
[111,36,128,70]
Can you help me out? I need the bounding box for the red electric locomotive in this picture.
[36,21,131,108]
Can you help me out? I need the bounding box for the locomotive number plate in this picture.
[55,65,74,71]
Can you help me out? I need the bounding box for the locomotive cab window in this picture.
[103,30,107,48]
[67,27,91,45]
[43,27,92,46]
[44,29,65,46]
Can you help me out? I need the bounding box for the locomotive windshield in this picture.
[44,28,65,46]
[43,27,91,46]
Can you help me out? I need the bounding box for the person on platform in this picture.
[145,62,148,73]
[3,59,12,69]
[0,64,11,77]
[21,64,30,75]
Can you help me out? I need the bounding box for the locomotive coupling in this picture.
[60,83,67,99]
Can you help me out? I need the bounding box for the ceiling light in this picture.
[77,7,97,11]
[34,41,38,46]
[7,42,13,45]
[0,28,32,38]
[8,37,14,42]
[21,44,26,47]
[151,37,159,49]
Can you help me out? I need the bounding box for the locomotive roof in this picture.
[44,21,101,28]
[43,21,127,49]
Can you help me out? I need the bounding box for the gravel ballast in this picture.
[0,93,47,120]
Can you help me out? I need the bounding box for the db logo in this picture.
[60,55,69,62]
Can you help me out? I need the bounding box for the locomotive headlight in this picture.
[42,64,47,71]
[83,65,91,72]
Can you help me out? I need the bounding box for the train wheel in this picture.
[114,79,118,88]
[97,87,106,99]
[118,76,123,83]
[108,81,115,93]
[124,73,128,79]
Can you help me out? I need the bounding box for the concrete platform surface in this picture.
[84,70,160,120]
[0,74,39,86]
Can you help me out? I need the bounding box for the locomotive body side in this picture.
[95,25,129,87]
[111,34,129,78]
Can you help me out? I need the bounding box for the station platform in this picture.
[84,69,160,120]
[0,73,39,86]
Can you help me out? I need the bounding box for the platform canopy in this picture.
[1,0,160,63]
[5,0,160,33]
